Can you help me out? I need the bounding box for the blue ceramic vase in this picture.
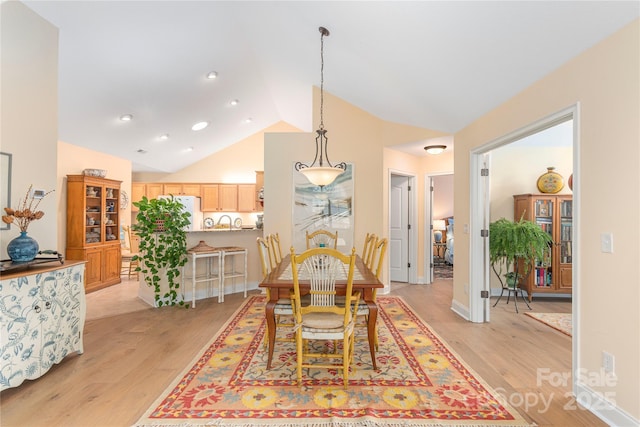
[7,231,39,262]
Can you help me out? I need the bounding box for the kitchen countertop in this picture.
[188,228,262,233]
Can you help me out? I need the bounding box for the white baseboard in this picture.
[575,382,639,426]
[450,298,470,321]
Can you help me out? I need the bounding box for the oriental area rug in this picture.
[134,296,532,427]
[524,312,572,337]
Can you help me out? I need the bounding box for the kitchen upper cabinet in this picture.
[219,184,238,211]
[238,184,257,212]
[162,183,201,197]
[201,184,219,211]
[202,184,237,211]
[255,171,264,211]
[131,183,145,207]
[131,183,164,211]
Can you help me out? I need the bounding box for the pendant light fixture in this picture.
[295,26,346,188]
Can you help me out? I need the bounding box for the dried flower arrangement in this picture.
[2,185,54,232]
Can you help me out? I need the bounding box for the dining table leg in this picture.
[265,299,276,369]
[365,299,378,370]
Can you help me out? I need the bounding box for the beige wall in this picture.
[0,2,59,258]
[455,19,639,420]
[265,87,450,289]
[490,146,573,222]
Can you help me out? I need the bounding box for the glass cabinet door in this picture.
[559,199,573,265]
[85,184,102,244]
[104,185,119,243]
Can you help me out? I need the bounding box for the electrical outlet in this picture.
[602,351,615,374]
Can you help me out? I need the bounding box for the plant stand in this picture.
[493,285,532,313]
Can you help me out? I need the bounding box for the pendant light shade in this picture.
[295,27,346,188]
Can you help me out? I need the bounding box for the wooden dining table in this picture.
[259,254,384,370]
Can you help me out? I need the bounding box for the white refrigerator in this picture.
[158,195,203,231]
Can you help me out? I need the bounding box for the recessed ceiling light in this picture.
[137,148,147,154]
[230,99,239,106]
[185,146,194,152]
[192,121,209,131]
[120,114,133,121]
[206,71,218,79]
[159,134,169,140]
[244,118,253,123]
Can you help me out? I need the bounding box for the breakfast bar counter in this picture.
[137,228,263,306]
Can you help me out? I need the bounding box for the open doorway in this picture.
[428,174,454,283]
[468,104,579,398]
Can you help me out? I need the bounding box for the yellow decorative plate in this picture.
[537,167,564,193]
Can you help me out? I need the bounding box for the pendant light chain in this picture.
[319,29,325,131]
[294,26,346,188]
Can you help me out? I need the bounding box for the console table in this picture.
[0,260,86,390]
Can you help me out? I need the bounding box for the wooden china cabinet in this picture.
[513,193,573,301]
[66,175,122,292]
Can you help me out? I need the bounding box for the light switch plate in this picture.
[601,233,613,253]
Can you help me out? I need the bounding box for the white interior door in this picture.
[390,175,409,282]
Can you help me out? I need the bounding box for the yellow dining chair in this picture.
[361,233,377,269]
[305,229,338,249]
[290,246,359,389]
[342,237,387,362]
[256,237,294,352]
[268,232,283,265]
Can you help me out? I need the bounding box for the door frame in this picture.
[468,102,580,396]
[388,170,418,285]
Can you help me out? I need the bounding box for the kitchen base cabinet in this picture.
[0,261,86,391]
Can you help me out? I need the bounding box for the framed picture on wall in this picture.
[292,163,354,252]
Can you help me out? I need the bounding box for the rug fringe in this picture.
[133,421,537,427]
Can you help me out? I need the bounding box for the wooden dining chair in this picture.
[256,237,294,352]
[361,233,377,269]
[305,229,338,249]
[290,246,359,389]
[121,225,139,279]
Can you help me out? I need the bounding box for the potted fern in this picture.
[132,195,192,307]
[489,216,553,290]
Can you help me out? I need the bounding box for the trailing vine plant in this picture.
[132,196,191,307]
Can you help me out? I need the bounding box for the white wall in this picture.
[0,2,58,258]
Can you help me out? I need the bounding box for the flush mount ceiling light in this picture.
[424,145,447,155]
[120,114,133,121]
[206,71,218,79]
[192,121,209,131]
[295,26,346,188]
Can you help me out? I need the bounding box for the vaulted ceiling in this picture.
[22,1,639,172]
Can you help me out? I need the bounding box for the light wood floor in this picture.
[0,276,605,427]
